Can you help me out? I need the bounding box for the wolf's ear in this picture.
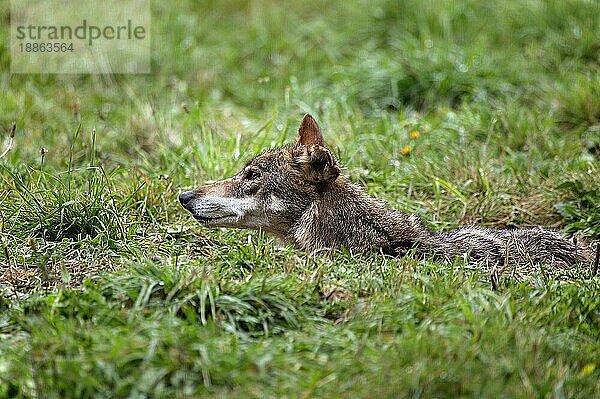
[294,145,340,184]
[296,113,325,147]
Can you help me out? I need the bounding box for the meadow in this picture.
[1,0,599,397]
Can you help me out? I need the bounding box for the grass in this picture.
[1,0,599,397]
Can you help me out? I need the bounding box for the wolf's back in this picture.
[425,226,593,275]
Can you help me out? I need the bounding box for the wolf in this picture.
[180,114,593,276]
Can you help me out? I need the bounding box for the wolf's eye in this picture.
[245,168,261,181]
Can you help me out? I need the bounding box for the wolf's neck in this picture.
[290,180,431,253]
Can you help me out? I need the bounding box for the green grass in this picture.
[1,0,599,397]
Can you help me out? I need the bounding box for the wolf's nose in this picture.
[179,190,196,206]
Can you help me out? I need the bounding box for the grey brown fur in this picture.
[180,114,593,276]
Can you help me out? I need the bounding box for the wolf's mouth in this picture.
[193,214,236,223]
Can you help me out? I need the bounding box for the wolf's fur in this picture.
[180,114,593,275]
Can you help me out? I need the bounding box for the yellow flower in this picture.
[401,146,411,156]
[410,130,420,139]
[580,363,596,377]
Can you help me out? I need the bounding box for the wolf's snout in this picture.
[179,190,196,207]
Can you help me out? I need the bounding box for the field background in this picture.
[1,0,599,397]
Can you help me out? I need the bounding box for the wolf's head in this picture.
[179,114,341,240]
